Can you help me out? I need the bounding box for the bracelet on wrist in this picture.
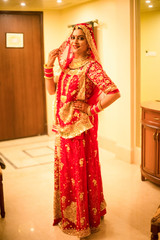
[97,101,103,111]
[44,76,53,80]
[44,64,54,80]
[45,73,53,78]
[44,64,54,69]
[90,101,103,115]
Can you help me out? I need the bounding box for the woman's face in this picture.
[70,28,89,57]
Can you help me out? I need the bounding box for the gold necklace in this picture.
[69,56,89,69]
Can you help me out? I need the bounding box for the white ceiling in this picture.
[0,0,95,11]
[141,0,160,12]
[0,0,159,12]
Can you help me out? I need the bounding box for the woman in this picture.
[44,23,120,238]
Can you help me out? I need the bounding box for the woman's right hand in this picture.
[47,48,59,67]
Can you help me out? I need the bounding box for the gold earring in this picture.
[87,48,91,55]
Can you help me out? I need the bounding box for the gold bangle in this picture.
[97,101,103,111]
[93,104,98,114]
[44,76,53,80]
[44,64,54,69]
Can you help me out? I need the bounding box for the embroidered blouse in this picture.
[52,60,119,139]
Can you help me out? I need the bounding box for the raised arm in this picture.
[44,48,59,95]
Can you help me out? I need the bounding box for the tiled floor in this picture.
[0,135,159,240]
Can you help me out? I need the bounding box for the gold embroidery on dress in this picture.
[53,135,62,221]
[90,66,95,71]
[92,208,97,215]
[71,90,77,96]
[53,189,62,220]
[59,161,64,171]
[100,200,107,211]
[59,102,75,124]
[74,111,80,118]
[79,192,84,201]
[58,111,93,139]
[104,83,118,94]
[65,143,70,153]
[94,150,97,157]
[55,134,61,159]
[54,61,95,138]
[59,226,91,238]
[92,179,97,186]
[65,69,80,96]
[63,221,70,228]
[80,217,85,225]
[79,158,84,167]
[71,178,75,186]
[61,95,67,103]
[62,196,66,204]
[63,201,77,224]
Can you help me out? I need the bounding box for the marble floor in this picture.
[0,135,159,240]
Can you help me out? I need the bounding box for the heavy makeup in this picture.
[70,28,89,59]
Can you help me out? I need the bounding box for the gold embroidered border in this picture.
[59,222,101,238]
[53,189,62,220]
[63,201,77,224]
[57,113,93,139]
[59,224,91,238]
[100,199,107,211]
[104,83,118,94]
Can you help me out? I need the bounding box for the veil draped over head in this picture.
[58,23,101,70]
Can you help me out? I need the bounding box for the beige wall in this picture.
[141,11,160,103]
[44,0,133,163]
[43,10,62,135]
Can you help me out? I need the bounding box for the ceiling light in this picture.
[146,0,151,3]
[148,4,153,8]
[20,2,26,6]
[57,0,62,3]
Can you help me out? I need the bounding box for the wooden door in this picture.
[0,12,46,141]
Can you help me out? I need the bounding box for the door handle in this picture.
[156,132,159,141]
[153,132,156,140]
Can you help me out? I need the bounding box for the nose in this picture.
[74,37,78,44]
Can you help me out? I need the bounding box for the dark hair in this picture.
[73,26,82,31]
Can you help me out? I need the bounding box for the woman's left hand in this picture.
[73,100,90,115]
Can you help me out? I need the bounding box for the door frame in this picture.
[130,0,141,164]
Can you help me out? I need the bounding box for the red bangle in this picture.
[45,72,53,78]
[90,101,103,115]
[44,64,53,73]
[44,68,53,73]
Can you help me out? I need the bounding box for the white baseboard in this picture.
[98,136,141,165]
[134,146,141,165]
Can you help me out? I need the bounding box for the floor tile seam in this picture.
[0,139,55,150]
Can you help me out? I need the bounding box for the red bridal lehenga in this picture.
[51,23,119,238]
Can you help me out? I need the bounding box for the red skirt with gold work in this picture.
[53,121,107,238]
